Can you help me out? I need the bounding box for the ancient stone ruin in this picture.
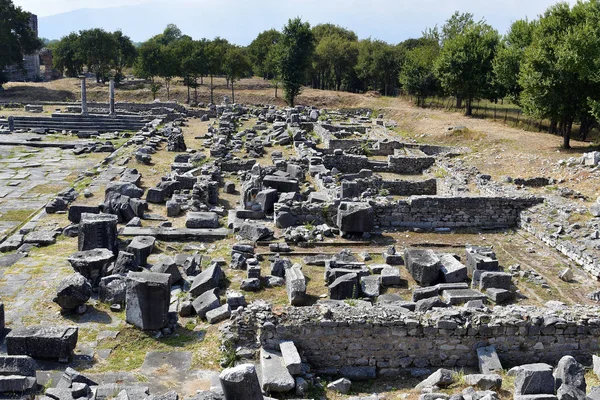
[1,95,600,400]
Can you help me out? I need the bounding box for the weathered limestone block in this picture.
[125,272,171,330]
[78,213,118,253]
[6,326,78,362]
[336,202,374,234]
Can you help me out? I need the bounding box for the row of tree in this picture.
[49,29,137,83]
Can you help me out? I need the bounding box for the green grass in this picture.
[87,325,208,373]
[0,208,36,222]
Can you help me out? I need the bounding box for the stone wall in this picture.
[226,303,600,377]
[388,155,436,174]
[342,178,437,197]
[274,195,541,230]
[323,154,370,173]
[373,196,542,229]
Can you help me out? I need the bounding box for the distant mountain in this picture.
[37,0,442,45]
[37,0,557,46]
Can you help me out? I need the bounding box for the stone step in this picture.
[50,113,148,121]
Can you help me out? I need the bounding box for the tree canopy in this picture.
[0,0,42,86]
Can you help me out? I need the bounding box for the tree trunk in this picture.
[456,97,463,109]
[562,117,571,149]
[166,80,170,100]
[210,75,214,104]
[194,85,198,104]
[200,76,203,85]
[549,120,558,134]
[580,115,591,140]
[187,85,190,104]
[465,98,473,116]
[231,81,235,104]
[275,82,278,98]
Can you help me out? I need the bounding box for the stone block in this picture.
[404,249,440,286]
[6,326,78,362]
[260,348,295,393]
[186,212,220,229]
[360,275,381,297]
[205,304,231,324]
[477,345,503,374]
[336,202,374,234]
[68,205,100,224]
[486,288,513,303]
[263,175,299,192]
[286,266,307,306]
[415,368,456,390]
[125,272,171,330]
[126,236,155,267]
[442,289,486,305]
[514,363,555,395]
[381,267,402,286]
[279,341,302,375]
[219,364,263,400]
[256,189,278,213]
[67,248,115,288]
[329,273,359,300]
[192,288,220,319]
[477,271,512,291]
[190,263,222,297]
[78,213,118,253]
[438,254,467,283]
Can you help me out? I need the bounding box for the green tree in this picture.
[78,28,119,83]
[156,24,182,46]
[50,32,84,78]
[355,39,401,96]
[311,24,358,90]
[314,33,358,91]
[519,1,600,148]
[159,42,181,100]
[0,0,42,86]
[177,38,207,104]
[113,30,137,83]
[493,19,535,104]
[248,29,281,79]
[206,37,230,104]
[399,39,440,106]
[434,21,499,115]
[265,43,283,98]
[278,18,314,106]
[223,46,252,103]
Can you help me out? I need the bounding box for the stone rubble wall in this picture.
[387,155,436,174]
[372,196,542,229]
[323,154,371,173]
[347,178,438,197]
[226,303,600,377]
[275,196,541,230]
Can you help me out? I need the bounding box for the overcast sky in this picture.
[13,0,577,44]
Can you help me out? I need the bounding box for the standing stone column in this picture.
[109,79,115,116]
[79,76,88,116]
[7,116,14,132]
